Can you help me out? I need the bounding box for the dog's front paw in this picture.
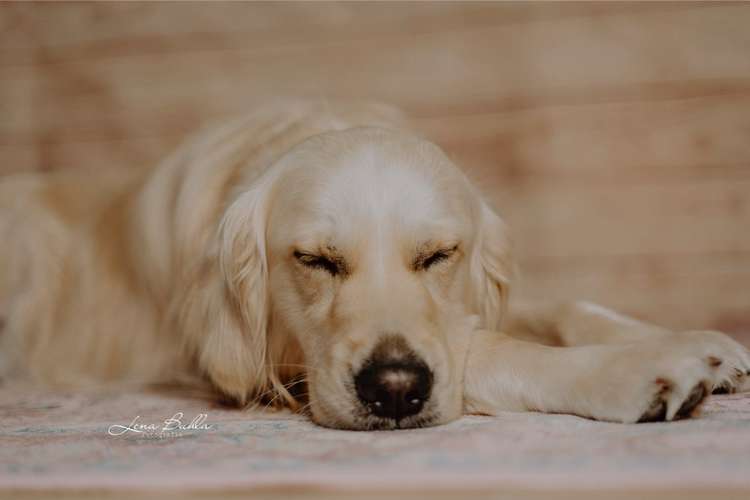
[605,331,750,424]
[589,334,748,423]
[628,351,711,423]
[678,330,750,395]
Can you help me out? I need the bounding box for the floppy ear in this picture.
[470,201,514,331]
[179,172,277,406]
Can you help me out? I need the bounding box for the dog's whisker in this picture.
[296,401,314,415]
[253,376,308,404]
[256,376,311,412]
[268,362,324,375]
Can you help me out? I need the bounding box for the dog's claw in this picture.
[638,378,671,423]
[638,399,667,423]
[675,383,706,419]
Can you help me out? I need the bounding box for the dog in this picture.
[1,101,748,430]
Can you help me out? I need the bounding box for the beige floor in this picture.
[5,489,750,500]
[1,385,749,500]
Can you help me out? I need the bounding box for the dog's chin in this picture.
[312,409,442,431]
[353,412,441,431]
[309,393,448,431]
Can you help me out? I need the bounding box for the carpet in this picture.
[1,384,749,499]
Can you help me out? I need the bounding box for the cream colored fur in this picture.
[1,101,748,429]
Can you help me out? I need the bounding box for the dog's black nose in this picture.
[354,361,433,421]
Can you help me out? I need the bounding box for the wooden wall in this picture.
[1,2,749,338]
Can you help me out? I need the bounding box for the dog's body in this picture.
[1,101,748,429]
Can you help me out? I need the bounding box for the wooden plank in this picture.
[0,2,694,59]
[2,2,749,138]
[0,72,36,135]
[514,253,750,337]
[496,178,750,259]
[0,135,176,175]
[418,95,750,180]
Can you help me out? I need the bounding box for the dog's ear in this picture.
[180,172,278,406]
[470,201,514,330]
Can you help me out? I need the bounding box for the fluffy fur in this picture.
[1,101,748,429]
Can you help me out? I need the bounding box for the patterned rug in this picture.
[1,384,749,497]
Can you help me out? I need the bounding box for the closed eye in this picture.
[416,245,459,271]
[293,250,343,276]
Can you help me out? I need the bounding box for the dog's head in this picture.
[213,127,511,429]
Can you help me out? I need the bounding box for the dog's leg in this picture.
[463,330,750,423]
[503,300,674,347]
[502,300,750,396]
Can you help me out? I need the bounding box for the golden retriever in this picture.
[1,101,748,429]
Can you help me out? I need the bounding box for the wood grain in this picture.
[0,1,748,334]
